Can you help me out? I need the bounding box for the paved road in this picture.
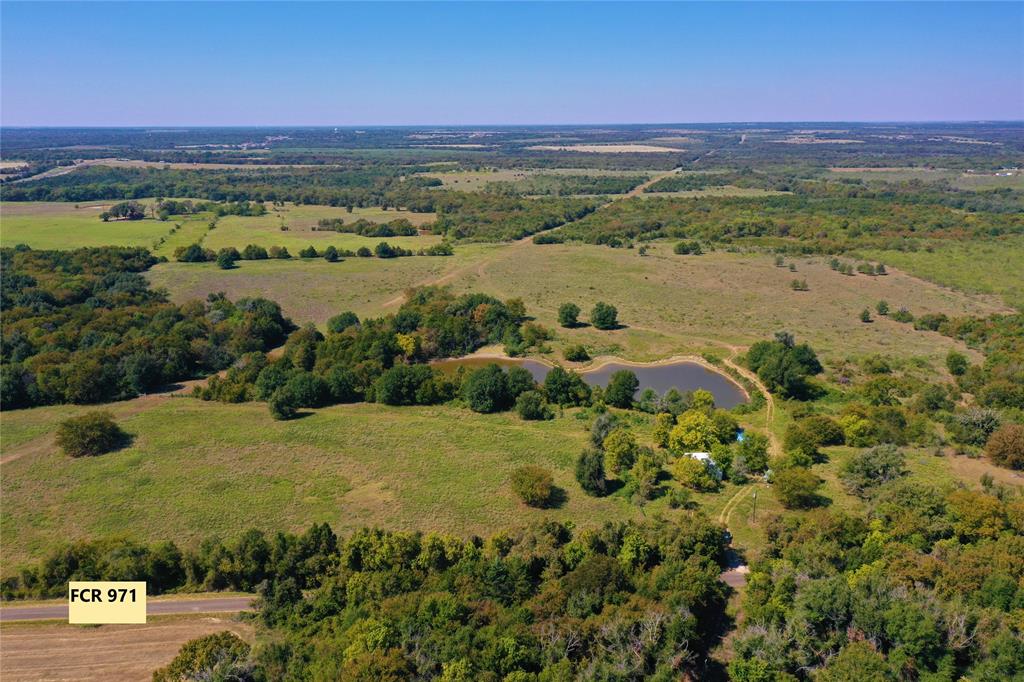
[0,596,255,622]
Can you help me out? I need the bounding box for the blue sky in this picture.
[2,2,1021,125]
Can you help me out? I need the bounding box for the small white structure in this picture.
[684,452,723,481]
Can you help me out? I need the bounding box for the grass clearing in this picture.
[0,201,172,250]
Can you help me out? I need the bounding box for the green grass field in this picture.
[856,236,1024,311]
[1,201,173,249]
[0,201,439,255]
[147,243,1006,368]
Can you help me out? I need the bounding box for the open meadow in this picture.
[0,201,172,249]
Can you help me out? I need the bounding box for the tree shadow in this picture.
[603,479,626,495]
[542,485,568,509]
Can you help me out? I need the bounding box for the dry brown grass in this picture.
[0,616,252,682]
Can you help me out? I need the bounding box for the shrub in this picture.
[268,245,291,259]
[216,249,237,269]
[840,444,907,498]
[590,302,618,330]
[876,300,890,316]
[653,412,675,448]
[772,467,823,509]
[241,244,268,260]
[946,351,969,377]
[516,390,553,420]
[575,448,607,496]
[327,311,360,333]
[268,387,299,420]
[590,412,620,448]
[986,424,1024,470]
[299,245,318,258]
[860,308,872,323]
[323,245,339,262]
[563,344,590,362]
[55,411,128,457]
[558,303,581,328]
[511,466,555,507]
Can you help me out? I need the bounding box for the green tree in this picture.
[462,364,512,413]
[772,467,823,509]
[268,386,299,420]
[604,370,638,408]
[668,410,717,454]
[860,308,873,323]
[216,249,237,269]
[558,302,581,328]
[516,390,553,421]
[876,300,890,316]
[575,448,607,496]
[543,366,591,406]
[327,311,360,333]
[653,412,675,448]
[603,428,639,475]
[323,245,340,262]
[670,456,718,492]
[153,631,250,682]
[590,302,619,330]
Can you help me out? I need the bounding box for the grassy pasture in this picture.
[0,201,172,250]
[827,167,1024,190]
[147,245,497,324]
[420,168,654,191]
[201,203,438,253]
[147,243,1005,366]
[856,236,1024,311]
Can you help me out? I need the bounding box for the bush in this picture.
[55,411,128,457]
[241,244,268,260]
[986,424,1024,470]
[590,302,619,330]
[299,245,318,258]
[563,344,590,362]
[840,444,907,498]
[327,311,360,333]
[558,302,581,328]
[575,448,607,496]
[772,467,823,509]
[268,386,299,420]
[268,245,291,259]
[516,390,553,420]
[946,351,969,377]
[511,466,555,507]
[323,245,339,262]
[216,249,237,269]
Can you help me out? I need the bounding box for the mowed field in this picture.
[0,616,252,682]
[420,168,653,191]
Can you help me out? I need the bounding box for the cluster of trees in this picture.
[98,200,145,221]
[315,216,419,237]
[558,301,619,330]
[0,246,293,408]
[732,484,1024,680]
[745,332,823,399]
[431,193,600,241]
[194,289,560,418]
[6,517,734,680]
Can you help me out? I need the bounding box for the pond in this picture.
[431,356,748,409]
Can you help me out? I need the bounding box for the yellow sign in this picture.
[68,582,146,624]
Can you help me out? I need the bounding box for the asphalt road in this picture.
[0,596,255,622]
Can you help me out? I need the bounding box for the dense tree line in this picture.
[731,486,1024,680]
[430,193,601,241]
[553,193,1023,250]
[315,216,419,237]
[0,246,293,408]
[483,173,648,197]
[3,517,734,680]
